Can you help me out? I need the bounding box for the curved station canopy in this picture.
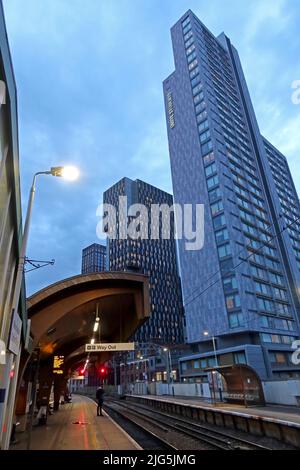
[26,272,150,369]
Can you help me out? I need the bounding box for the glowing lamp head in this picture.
[50,165,79,181]
[61,165,79,181]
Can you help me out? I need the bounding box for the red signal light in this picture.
[100,367,105,374]
[80,368,85,375]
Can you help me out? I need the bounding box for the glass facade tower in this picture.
[163,10,300,379]
[81,243,107,274]
[103,177,184,344]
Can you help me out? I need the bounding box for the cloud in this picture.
[242,0,290,43]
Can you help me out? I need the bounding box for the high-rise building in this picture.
[81,243,107,274]
[163,10,300,380]
[103,177,184,344]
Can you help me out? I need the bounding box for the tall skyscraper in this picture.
[163,10,300,379]
[103,177,184,344]
[81,243,107,274]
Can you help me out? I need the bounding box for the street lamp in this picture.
[3,165,79,449]
[163,347,173,394]
[11,165,80,320]
[203,331,220,404]
[203,331,218,367]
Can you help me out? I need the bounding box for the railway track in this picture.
[103,399,177,450]
[104,398,272,450]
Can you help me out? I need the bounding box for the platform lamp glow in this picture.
[3,165,79,450]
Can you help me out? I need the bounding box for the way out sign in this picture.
[85,342,135,352]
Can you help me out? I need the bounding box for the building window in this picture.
[269,272,284,285]
[215,228,229,244]
[193,83,203,95]
[274,318,294,331]
[211,200,223,215]
[234,352,246,364]
[203,151,214,165]
[201,140,213,154]
[182,17,190,28]
[209,186,221,202]
[257,297,274,313]
[206,357,216,367]
[261,333,280,344]
[183,24,191,35]
[205,161,217,177]
[269,352,286,365]
[281,335,296,344]
[254,281,270,296]
[218,243,231,259]
[274,288,287,301]
[206,174,219,189]
[275,302,290,315]
[223,275,237,292]
[259,315,269,328]
[213,213,226,229]
[251,264,268,280]
[229,311,244,328]
[197,110,207,122]
[199,129,211,143]
[226,293,241,310]
[198,119,209,132]
[186,44,195,56]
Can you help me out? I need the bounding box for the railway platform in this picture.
[130,394,300,425]
[126,394,300,448]
[10,394,141,451]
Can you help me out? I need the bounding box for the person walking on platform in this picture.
[96,386,104,416]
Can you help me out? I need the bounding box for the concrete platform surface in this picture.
[131,395,300,426]
[11,395,141,450]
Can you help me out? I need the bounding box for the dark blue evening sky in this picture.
[3,0,300,294]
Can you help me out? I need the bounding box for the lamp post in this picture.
[12,166,79,323]
[2,165,79,449]
[163,347,173,394]
[203,331,218,367]
[203,331,219,405]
